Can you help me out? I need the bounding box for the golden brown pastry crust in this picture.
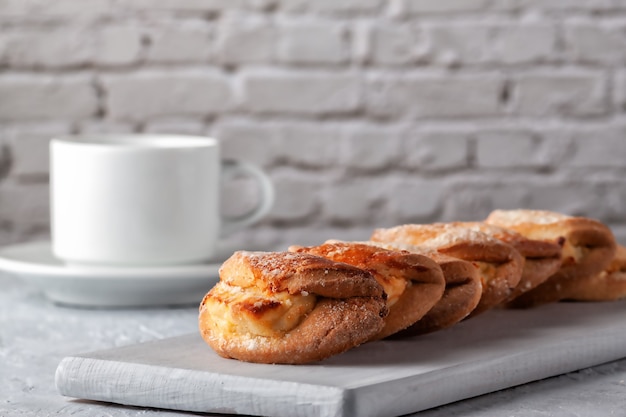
[288,241,445,340]
[199,251,387,364]
[485,209,616,307]
[370,241,482,335]
[443,222,563,304]
[564,245,626,302]
[371,223,524,316]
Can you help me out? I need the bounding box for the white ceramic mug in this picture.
[50,134,274,267]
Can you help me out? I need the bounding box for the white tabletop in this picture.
[3,272,626,417]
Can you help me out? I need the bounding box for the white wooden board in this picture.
[56,300,626,417]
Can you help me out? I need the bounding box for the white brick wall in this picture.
[366,73,504,118]
[1,0,626,250]
[242,71,361,115]
[103,70,233,120]
[368,24,423,66]
[145,20,212,64]
[216,15,275,65]
[276,21,349,65]
[5,123,71,178]
[0,75,98,120]
[341,124,401,171]
[403,130,469,171]
[564,22,626,65]
[512,71,608,117]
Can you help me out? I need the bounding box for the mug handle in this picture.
[220,159,275,236]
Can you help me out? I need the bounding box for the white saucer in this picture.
[0,241,224,308]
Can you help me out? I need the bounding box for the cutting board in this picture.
[56,300,626,417]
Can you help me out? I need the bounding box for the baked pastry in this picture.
[442,222,563,304]
[564,244,626,302]
[485,209,617,307]
[371,223,524,316]
[288,241,445,339]
[199,251,387,364]
[371,241,482,335]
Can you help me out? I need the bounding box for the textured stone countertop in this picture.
[3,273,626,417]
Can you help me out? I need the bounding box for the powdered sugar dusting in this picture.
[242,336,259,350]
[367,240,437,257]
[422,226,498,249]
[375,223,500,249]
[241,250,308,278]
[452,221,520,240]
[488,209,571,226]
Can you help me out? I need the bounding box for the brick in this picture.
[243,71,361,115]
[121,0,247,11]
[595,182,626,224]
[341,124,401,171]
[425,24,491,65]
[77,121,136,134]
[94,25,143,66]
[426,24,556,66]
[398,0,491,15]
[486,0,525,12]
[268,171,320,221]
[144,119,206,135]
[0,0,29,15]
[369,24,422,66]
[531,128,576,166]
[403,130,469,171]
[146,21,212,64]
[0,0,114,18]
[277,21,349,65]
[323,180,384,223]
[2,28,91,68]
[2,25,142,68]
[246,0,277,11]
[616,70,626,111]
[0,36,6,63]
[567,125,626,168]
[5,123,71,177]
[525,182,603,216]
[276,123,342,168]
[0,183,50,239]
[475,130,539,168]
[42,0,114,15]
[491,25,557,64]
[442,182,530,221]
[350,22,371,65]
[512,0,614,11]
[564,24,626,65]
[215,17,276,65]
[0,75,98,121]
[366,74,503,119]
[0,139,11,182]
[512,72,607,117]
[103,70,233,121]
[386,178,446,221]
[278,0,384,14]
[213,120,280,167]
[476,127,578,170]
[0,214,14,246]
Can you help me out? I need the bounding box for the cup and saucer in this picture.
[0,133,274,308]
[0,240,232,308]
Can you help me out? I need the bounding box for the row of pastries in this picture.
[198,209,625,364]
